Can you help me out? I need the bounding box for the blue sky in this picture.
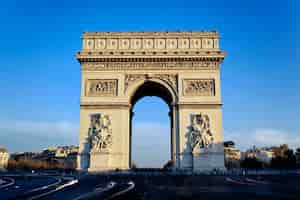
[0,0,299,167]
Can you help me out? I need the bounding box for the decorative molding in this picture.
[183,79,215,96]
[124,74,145,91]
[76,51,225,61]
[88,114,112,152]
[80,102,131,109]
[82,61,219,71]
[189,113,214,150]
[124,73,177,93]
[82,31,219,37]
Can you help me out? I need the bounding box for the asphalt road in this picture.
[1,173,300,200]
[0,175,59,200]
[40,173,300,200]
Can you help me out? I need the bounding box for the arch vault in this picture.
[76,31,226,172]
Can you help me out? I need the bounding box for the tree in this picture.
[240,157,263,169]
[131,162,138,170]
[163,160,174,170]
[270,148,296,169]
[224,141,235,148]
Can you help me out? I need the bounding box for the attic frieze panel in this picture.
[81,61,219,71]
[81,32,220,51]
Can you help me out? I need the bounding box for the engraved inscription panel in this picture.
[155,39,166,49]
[190,38,201,49]
[86,79,117,96]
[84,39,94,50]
[131,39,142,49]
[107,39,118,49]
[119,39,130,49]
[183,79,215,96]
[95,39,106,49]
[178,39,189,49]
[166,39,177,49]
[143,39,154,49]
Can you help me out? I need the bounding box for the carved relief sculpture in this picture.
[184,79,215,96]
[190,113,214,150]
[86,79,117,96]
[88,114,112,152]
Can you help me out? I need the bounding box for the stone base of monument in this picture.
[178,153,193,171]
[192,145,226,172]
[77,153,90,171]
[87,151,130,172]
[88,151,111,172]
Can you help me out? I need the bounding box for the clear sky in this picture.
[0,0,298,167]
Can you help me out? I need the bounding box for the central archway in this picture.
[129,80,176,168]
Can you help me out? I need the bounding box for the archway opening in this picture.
[130,81,174,169]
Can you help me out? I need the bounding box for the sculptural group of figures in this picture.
[87,112,213,153]
[88,114,112,152]
[190,113,214,150]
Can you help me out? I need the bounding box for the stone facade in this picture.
[76,31,226,172]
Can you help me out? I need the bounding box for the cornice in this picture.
[80,101,130,109]
[76,51,225,63]
[176,102,222,108]
[82,31,219,38]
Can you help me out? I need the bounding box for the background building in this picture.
[243,146,274,166]
[224,141,241,169]
[8,146,79,170]
[0,147,9,170]
[55,146,78,158]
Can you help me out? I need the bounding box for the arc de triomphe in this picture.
[76,31,226,172]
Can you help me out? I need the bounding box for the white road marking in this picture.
[0,177,15,189]
[72,181,116,200]
[106,181,135,200]
[27,179,79,200]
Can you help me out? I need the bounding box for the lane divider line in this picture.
[245,178,269,185]
[106,181,135,200]
[226,177,255,186]
[73,182,116,200]
[26,177,62,193]
[27,179,79,200]
[0,177,15,189]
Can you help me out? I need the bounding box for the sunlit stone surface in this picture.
[76,31,226,172]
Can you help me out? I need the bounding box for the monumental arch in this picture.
[76,31,226,172]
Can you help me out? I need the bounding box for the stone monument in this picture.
[76,31,226,172]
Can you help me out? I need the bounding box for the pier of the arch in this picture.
[76,31,226,172]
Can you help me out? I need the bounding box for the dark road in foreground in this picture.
[1,173,300,200]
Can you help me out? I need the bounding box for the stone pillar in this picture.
[77,138,90,171]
